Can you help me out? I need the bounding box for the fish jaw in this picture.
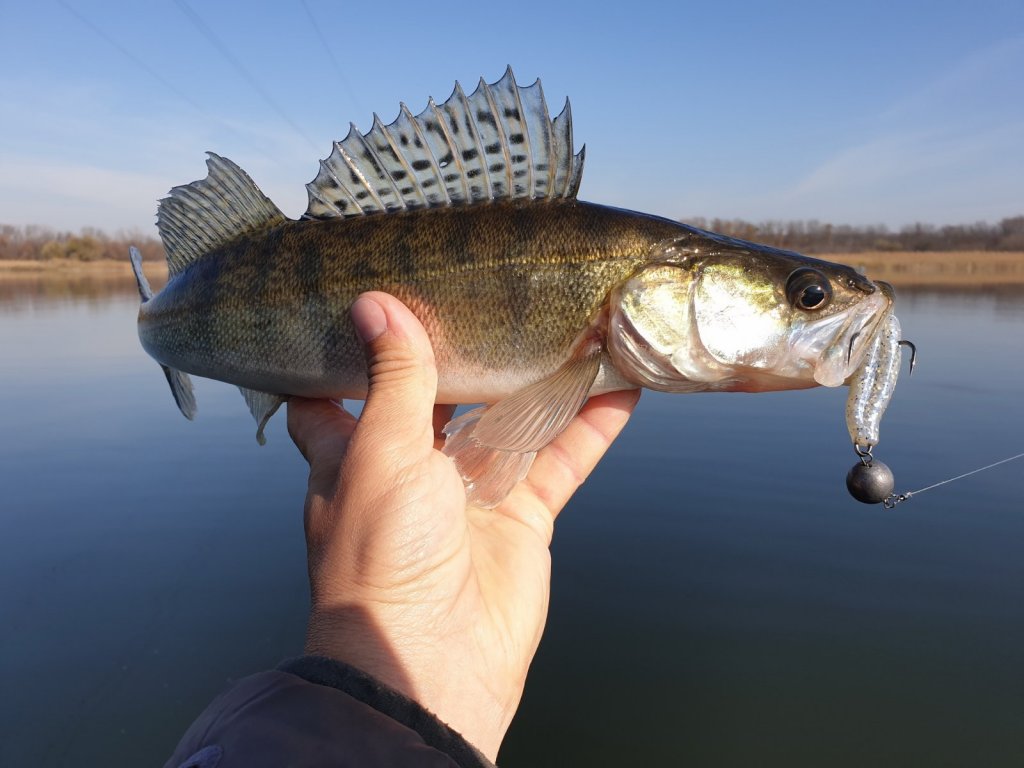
[783,289,890,388]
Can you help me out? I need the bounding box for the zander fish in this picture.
[131,68,906,507]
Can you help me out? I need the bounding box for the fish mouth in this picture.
[787,289,891,387]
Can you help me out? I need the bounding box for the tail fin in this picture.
[129,246,197,420]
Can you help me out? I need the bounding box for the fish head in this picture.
[607,234,893,393]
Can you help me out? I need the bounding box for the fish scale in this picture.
[130,69,904,506]
[145,202,670,392]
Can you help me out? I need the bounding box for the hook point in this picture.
[898,339,917,375]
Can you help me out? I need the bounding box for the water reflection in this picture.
[0,271,164,311]
[1,276,1023,767]
[898,286,1024,319]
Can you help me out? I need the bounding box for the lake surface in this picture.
[2,278,1023,766]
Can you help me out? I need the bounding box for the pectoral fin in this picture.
[442,412,536,508]
[240,387,285,445]
[442,340,603,507]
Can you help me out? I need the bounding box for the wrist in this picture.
[305,605,518,760]
[279,655,498,768]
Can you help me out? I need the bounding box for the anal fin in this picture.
[162,365,196,420]
[442,339,603,507]
[240,387,285,445]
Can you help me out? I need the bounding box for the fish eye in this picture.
[786,268,833,311]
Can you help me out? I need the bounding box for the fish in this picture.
[130,67,905,507]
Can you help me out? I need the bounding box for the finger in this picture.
[287,398,358,487]
[349,292,438,459]
[519,388,640,517]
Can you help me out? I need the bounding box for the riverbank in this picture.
[0,258,168,278]
[823,251,1024,288]
[1,252,1022,289]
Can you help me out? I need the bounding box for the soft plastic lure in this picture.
[844,290,917,504]
[846,312,905,454]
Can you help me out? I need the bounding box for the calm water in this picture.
[2,279,1023,766]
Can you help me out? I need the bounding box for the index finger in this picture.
[518,388,640,517]
[288,397,358,473]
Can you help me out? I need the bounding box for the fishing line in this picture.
[299,0,363,115]
[882,451,1024,508]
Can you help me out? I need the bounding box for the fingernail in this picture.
[351,296,388,343]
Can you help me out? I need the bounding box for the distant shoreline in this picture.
[825,251,1024,289]
[1,252,1022,289]
[0,258,168,276]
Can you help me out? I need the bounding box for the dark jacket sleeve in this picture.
[165,656,497,768]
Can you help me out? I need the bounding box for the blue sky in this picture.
[2,0,1022,234]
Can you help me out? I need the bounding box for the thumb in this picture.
[350,292,438,456]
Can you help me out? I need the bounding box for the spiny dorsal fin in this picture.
[304,66,585,219]
[157,153,287,275]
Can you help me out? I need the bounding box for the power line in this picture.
[171,0,319,152]
[57,0,209,116]
[299,0,363,117]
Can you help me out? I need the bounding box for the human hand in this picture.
[287,292,639,760]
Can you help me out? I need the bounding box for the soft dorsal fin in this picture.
[304,66,585,219]
[157,153,287,275]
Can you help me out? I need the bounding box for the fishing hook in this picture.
[846,331,861,366]
[898,339,917,375]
